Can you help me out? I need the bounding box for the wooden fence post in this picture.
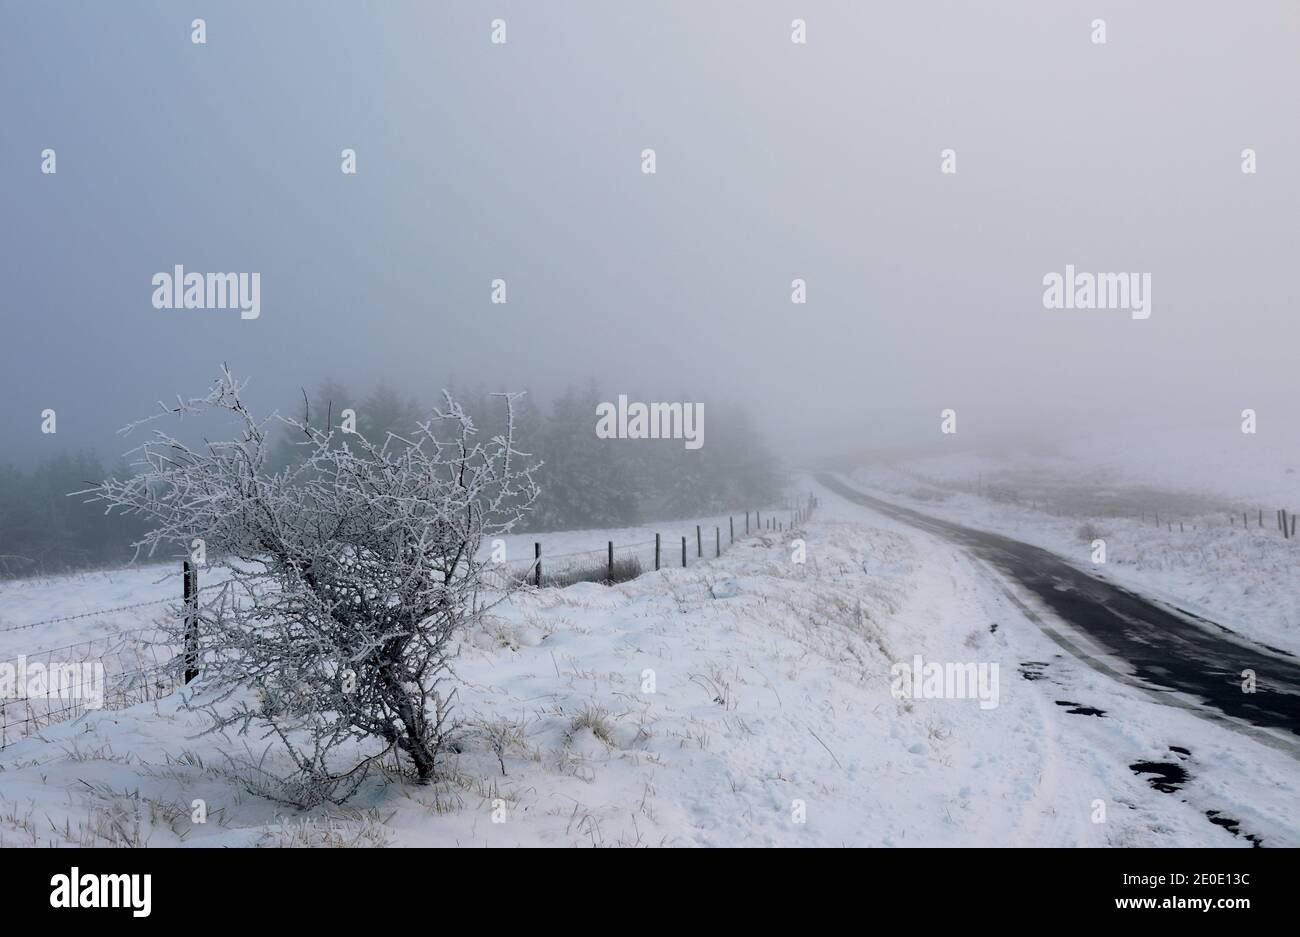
[745,512,750,533]
[730,516,734,543]
[534,542,541,587]
[183,560,199,684]
[608,541,614,581]
[681,536,687,568]
[1292,514,1297,538]
[715,527,720,557]
[655,533,661,571]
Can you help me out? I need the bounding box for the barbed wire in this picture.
[0,575,238,634]
[5,624,177,660]
[0,596,175,634]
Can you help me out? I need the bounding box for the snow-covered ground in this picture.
[0,479,1293,847]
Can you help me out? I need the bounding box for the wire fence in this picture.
[0,595,176,635]
[0,624,180,751]
[480,505,814,590]
[909,470,1300,541]
[0,498,819,752]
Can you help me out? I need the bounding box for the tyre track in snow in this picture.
[816,474,1300,753]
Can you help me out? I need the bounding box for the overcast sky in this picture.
[2,1,1297,468]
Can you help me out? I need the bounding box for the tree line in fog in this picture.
[0,378,782,577]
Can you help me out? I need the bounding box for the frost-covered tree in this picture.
[87,367,539,804]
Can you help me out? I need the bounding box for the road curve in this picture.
[816,473,1300,739]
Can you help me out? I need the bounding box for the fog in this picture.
[3,0,1298,471]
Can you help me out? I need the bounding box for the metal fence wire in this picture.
[0,623,180,751]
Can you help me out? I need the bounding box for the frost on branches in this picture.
[87,367,540,805]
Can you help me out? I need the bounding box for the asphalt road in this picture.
[816,473,1300,740]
